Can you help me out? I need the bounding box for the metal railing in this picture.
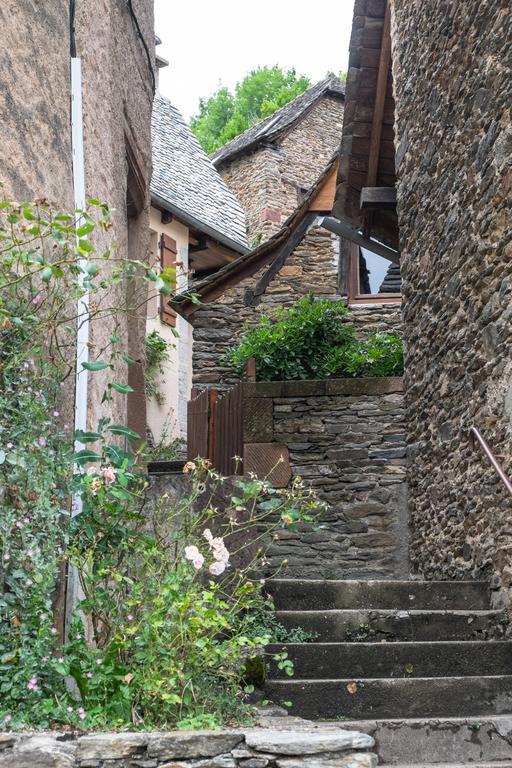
[469,426,512,497]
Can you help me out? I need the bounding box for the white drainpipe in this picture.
[66,57,88,635]
[71,56,89,515]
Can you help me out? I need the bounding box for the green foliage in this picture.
[58,461,323,729]
[0,202,326,729]
[145,329,172,405]
[147,411,186,461]
[190,66,311,154]
[224,296,404,381]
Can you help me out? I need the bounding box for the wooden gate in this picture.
[214,382,243,476]
[187,387,216,464]
[187,384,243,475]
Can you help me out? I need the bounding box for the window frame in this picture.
[346,242,401,304]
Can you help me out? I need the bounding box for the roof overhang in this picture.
[151,192,249,256]
[170,157,339,321]
[332,0,399,250]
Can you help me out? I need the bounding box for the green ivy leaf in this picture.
[111,383,134,394]
[81,361,110,371]
[109,425,140,440]
[69,449,102,464]
[74,430,102,443]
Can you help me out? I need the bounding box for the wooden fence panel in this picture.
[187,383,243,474]
[214,382,243,476]
[187,387,211,461]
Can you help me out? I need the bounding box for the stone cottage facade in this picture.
[172,160,401,393]
[212,76,345,244]
[0,0,155,440]
[334,0,512,609]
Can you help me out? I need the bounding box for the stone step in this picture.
[264,676,512,719]
[267,640,512,679]
[268,579,492,611]
[385,764,512,768]
[275,609,505,641]
[335,716,512,765]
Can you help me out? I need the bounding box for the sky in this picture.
[154,0,354,121]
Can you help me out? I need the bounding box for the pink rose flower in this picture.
[100,465,116,484]
[209,561,226,576]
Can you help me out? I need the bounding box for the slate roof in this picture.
[151,94,249,253]
[212,75,345,167]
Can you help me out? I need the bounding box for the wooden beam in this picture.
[366,2,392,188]
[320,216,400,265]
[363,1,392,238]
[360,186,397,210]
[247,212,317,306]
[308,160,338,212]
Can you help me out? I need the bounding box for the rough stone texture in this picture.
[244,378,409,579]
[0,735,76,767]
[276,756,376,768]
[219,97,344,244]
[192,222,340,390]
[0,729,374,768]
[0,0,154,434]
[146,734,243,760]
[243,731,374,755]
[391,0,512,605]
[191,219,401,394]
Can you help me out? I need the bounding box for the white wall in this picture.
[146,206,193,446]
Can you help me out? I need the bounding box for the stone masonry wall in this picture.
[242,378,408,580]
[219,97,344,244]
[0,0,154,434]
[392,0,512,601]
[192,220,402,391]
[0,727,376,768]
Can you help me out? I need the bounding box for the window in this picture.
[346,242,401,303]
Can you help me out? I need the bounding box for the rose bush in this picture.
[0,197,324,729]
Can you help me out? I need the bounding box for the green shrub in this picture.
[145,330,173,405]
[0,199,326,729]
[224,296,403,381]
[225,296,353,381]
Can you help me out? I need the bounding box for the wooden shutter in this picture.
[160,233,177,327]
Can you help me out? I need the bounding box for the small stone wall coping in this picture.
[243,377,403,399]
[0,727,377,768]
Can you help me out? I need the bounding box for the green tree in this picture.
[190,66,311,154]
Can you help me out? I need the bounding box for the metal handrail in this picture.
[469,426,512,497]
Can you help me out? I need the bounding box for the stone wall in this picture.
[192,217,402,392]
[0,0,154,433]
[0,727,376,768]
[243,378,408,580]
[192,223,340,389]
[219,97,344,244]
[391,1,512,600]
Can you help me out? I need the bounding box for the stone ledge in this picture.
[243,378,403,399]
[0,727,375,768]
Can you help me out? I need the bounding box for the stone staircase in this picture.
[265,579,512,766]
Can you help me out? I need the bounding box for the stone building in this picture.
[173,150,401,394]
[147,94,248,443]
[0,0,155,440]
[333,0,512,608]
[212,76,346,244]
